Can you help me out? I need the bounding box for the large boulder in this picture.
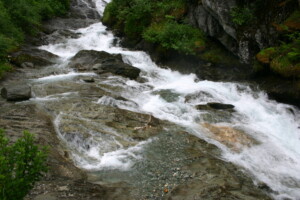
[69,50,141,79]
[10,48,59,68]
[1,84,31,101]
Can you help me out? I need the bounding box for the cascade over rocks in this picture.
[0,0,298,199]
[69,50,141,79]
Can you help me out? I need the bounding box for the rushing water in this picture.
[35,0,300,199]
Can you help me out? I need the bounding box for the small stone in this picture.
[58,186,69,191]
[21,62,34,68]
[184,175,189,179]
[82,77,95,83]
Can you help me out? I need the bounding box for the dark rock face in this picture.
[69,50,141,79]
[1,84,31,101]
[187,0,297,63]
[253,76,300,108]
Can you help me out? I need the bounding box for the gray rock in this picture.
[69,0,100,20]
[69,50,141,79]
[10,49,58,67]
[21,62,34,68]
[1,84,31,101]
[82,77,95,83]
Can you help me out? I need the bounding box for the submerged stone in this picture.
[201,123,257,151]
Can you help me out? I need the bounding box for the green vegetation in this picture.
[143,21,205,55]
[256,32,300,78]
[256,8,300,79]
[230,6,255,26]
[284,10,300,31]
[0,0,70,78]
[103,0,206,55]
[0,130,48,200]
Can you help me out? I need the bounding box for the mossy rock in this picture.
[270,56,300,78]
[284,10,300,31]
[256,47,277,64]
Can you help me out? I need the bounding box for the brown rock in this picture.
[202,123,257,151]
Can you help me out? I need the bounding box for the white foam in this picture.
[79,139,153,171]
[34,72,96,82]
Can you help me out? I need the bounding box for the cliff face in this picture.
[187,0,298,63]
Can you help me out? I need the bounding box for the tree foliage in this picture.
[103,0,206,55]
[0,0,70,78]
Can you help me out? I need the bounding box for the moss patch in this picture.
[284,10,300,31]
[256,47,276,64]
[256,33,300,78]
[199,44,239,65]
[0,62,13,79]
[270,56,300,78]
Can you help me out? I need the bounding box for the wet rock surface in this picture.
[69,50,141,79]
[0,65,272,200]
[201,123,257,151]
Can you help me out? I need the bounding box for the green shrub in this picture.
[143,21,206,55]
[123,0,153,38]
[0,130,48,200]
[230,7,255,26]
[154,0,186,21]
[104,0,204,55]
[256,32,300,78]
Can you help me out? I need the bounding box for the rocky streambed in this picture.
[1,0,299,199]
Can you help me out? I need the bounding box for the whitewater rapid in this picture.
[37,0,300,199]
